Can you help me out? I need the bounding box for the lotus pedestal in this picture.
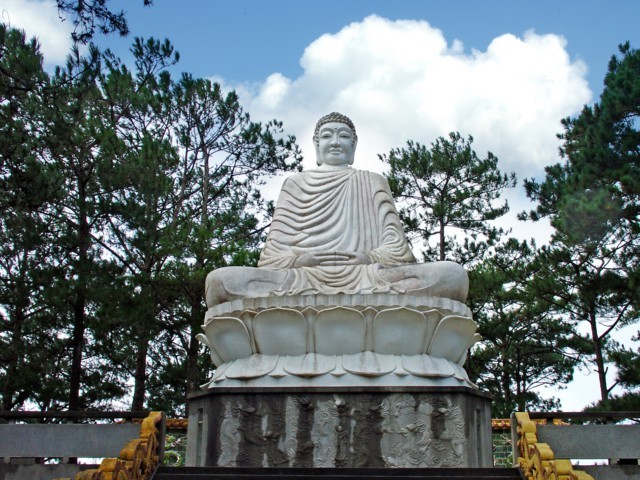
[186,293,492,467]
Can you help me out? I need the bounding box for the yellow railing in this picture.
[513,412,593,480]
[71,411,165,480]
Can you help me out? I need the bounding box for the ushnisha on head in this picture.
[313,112,358,167]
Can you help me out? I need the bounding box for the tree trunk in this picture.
[589,309,609,402]
[186,256,207,402]
[186,325,200,402]
[68,296,85,411]
[501,350,513,414]
[69,193,90,412]
[131,337,148,411]
[3,304,25,410]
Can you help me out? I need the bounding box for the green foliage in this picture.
[379,127,577,415]
[524,43,640,236]
[0,24,66,410]
[522,43,640,405]
[95,38,301,412]
[56,0,154,44]
[609,342,640,389]
[379,132,516,263]
[0,23,301,414]
[378,128,582,415]
[467,239,579,417]
[584,392,640,413]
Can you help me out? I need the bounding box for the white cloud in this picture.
[232,15,591,223]
[2,0,72,66]
[259,73,292,109]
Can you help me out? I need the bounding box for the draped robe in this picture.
[258,168,416,295]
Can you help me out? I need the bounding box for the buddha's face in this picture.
[315,122,357,167]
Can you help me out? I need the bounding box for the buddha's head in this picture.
[313,112,358,167]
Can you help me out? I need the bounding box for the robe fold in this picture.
[258,168,416,295]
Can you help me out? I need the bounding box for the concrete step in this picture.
[154,466,525,480]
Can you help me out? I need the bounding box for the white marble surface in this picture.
[200,297,476,362]
[200,113,477,388]
[205,114,469,307]
[202,352,476,389]
[205,293,472,319]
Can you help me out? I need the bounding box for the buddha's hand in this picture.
[293,251,371,267]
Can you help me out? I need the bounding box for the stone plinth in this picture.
[186,386,492,468]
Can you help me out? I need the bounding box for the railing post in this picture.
[510,412,519,467]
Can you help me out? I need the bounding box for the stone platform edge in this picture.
[187,384,492,400]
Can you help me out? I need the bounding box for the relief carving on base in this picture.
[213,393,467,468]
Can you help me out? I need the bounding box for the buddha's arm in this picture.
[366,173,416,266]
[258,177,300,269]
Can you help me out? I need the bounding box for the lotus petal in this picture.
[402,354,457,378]
[456,332,483,365]
[421,309,444,353]
[362,307,378,351]
[268,356,288,378]
[224,354,278,379]
[239,310,258,351]
[210,362,231,383]
[342,351,395,376]
[314,307,365,355]
[253,308,307,356]
[373,307,427,355]
[331,356,347,376]
[203,317,253,363]
[196,333,225,367]
[284,353,336,377]
[451,362,471,381]
[427,315,477,363]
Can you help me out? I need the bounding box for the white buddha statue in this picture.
[205,112,468,308]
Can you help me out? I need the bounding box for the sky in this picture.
[4,0,640,411]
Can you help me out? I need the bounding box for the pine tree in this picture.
[467,239,580,416]
[523,43,640,404]
[379,132,516,264]
[97,40,302,413]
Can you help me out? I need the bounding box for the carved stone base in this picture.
[186,386,492,468]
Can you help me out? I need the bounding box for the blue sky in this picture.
[9,1,640,180]
[5,0,640,410]
[81,1,640,182]
[99,0,640,96]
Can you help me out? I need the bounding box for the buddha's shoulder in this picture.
[289,168,385,178]
[282,168,389,188]
[352,169,391,188]
[359,169,387,182]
